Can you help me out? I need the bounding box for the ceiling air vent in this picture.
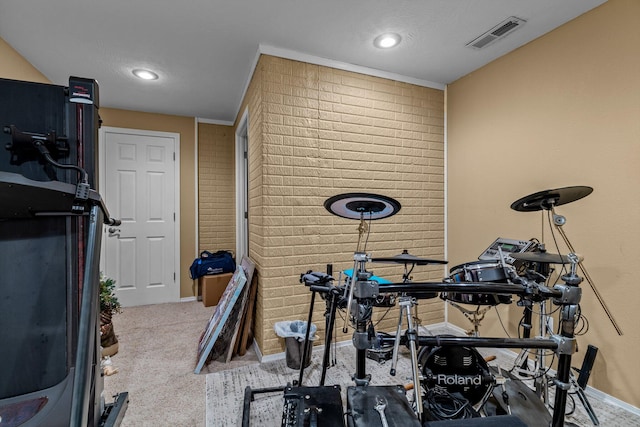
[466,16,526,49]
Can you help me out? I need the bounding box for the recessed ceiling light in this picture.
[132,69,159,80]
[374,33,401,49]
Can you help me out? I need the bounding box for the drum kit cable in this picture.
[242,186,623,427]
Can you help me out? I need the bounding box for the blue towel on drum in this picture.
[343,269,392,284]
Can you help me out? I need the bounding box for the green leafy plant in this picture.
[100,273,122,316]
[99,273,121,353]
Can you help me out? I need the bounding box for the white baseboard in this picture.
[180,296,197,302]
[252,339,263,360]
[584,386,640,416]
[258,338,353,364]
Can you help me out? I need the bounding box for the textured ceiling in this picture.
[0,0,606,122]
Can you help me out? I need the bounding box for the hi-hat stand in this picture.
[510,256,556,405]
[389,295,423,419]
[514,296,552,402]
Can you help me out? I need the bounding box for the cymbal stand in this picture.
[513,266,599,424]
[389,295,423,421]
[342,211,370,334]
[343,252,381,388]
[550,207,608,423]
[399,261,423,333]
[342,251,368,333]
[535,299,550,402]
[510,254,585,427]
[551,207,623,336]
[550,253,582,427]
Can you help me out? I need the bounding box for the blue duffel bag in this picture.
[189,250,236,279]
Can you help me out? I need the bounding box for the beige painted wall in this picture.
[235,55,447,356]
[0,38,49,83]
[0,38,199,300]
[447,0,640,407]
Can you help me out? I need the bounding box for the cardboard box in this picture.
[200,273,233,307]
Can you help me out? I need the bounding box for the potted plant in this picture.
[100,273,122,357]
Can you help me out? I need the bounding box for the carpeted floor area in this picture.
[104,301,640,426]
[103,300,259,427]
[206,325,640,427]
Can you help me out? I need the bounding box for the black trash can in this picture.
[275,320,317,370]
[285,337,312,370]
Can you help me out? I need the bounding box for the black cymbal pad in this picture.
[510,186,593,212]
[324,192,401,220]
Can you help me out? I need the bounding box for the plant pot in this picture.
[101,311,119,357]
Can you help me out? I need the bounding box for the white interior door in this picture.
[235,110,249,261]
[99,127,180,307]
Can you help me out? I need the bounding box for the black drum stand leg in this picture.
[298,290,317,386]
[389,299,405,377]
[353,315,370,386]
[320,289,339,386]
[517,300,533,371]
[535,300,550,403]
[571,373,599,425]
[551,256,583,427]
[552,352,573,427]
[571,344,599,425]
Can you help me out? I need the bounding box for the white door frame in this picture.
[235,109,249,261]
[98,126,181,303]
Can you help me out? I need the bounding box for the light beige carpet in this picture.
[206,325,640,427]
[102,302,640,426]
[103,300,259,427]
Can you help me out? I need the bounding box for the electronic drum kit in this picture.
[243,187,622,427]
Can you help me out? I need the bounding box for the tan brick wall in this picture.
[197,123,236,255]
[247,55,446,356]
[234,63,266,349]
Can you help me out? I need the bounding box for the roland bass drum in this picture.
[418,342,494,407]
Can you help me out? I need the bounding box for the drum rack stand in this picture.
[378,259,583,427]
[243,254,586,427]
[514,292,600,425]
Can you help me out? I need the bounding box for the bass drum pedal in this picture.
[281,385,345,427]
[347,385,420,427]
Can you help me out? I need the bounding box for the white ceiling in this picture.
[0,0,606,123]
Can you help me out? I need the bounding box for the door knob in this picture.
[108,227,121,234]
